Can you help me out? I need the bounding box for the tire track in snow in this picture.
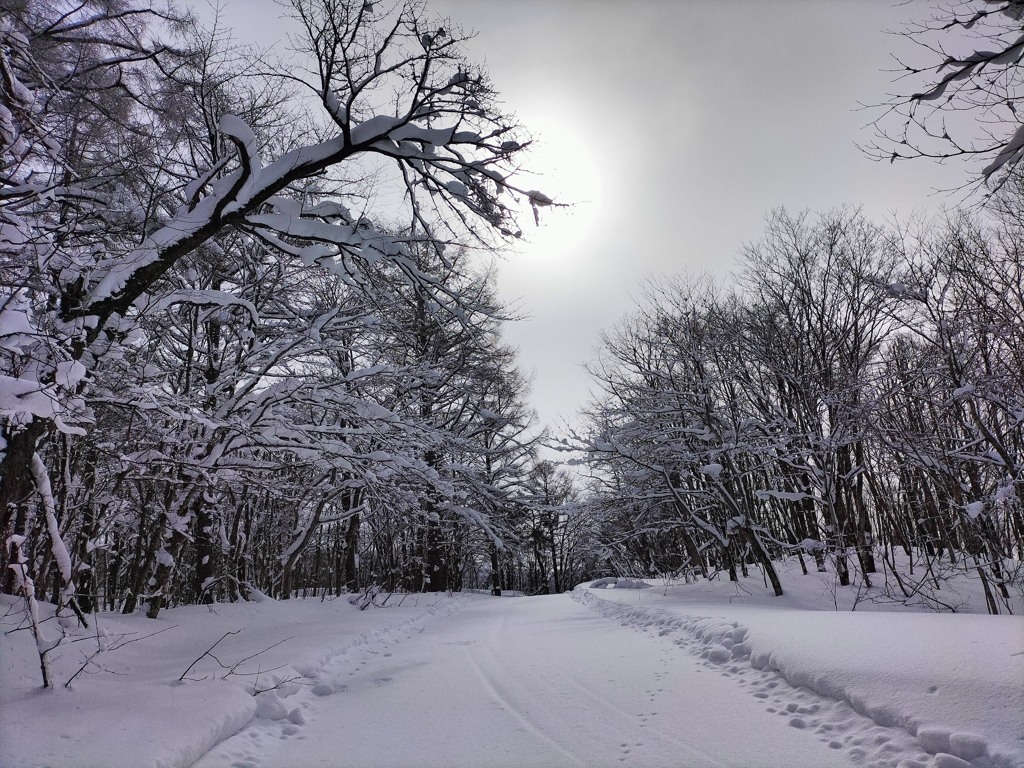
[463,629,589,767]
[526,643,731,767]
[471,599,732,768]
[572,588,1008,768]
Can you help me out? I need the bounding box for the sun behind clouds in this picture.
[513,102,605,271]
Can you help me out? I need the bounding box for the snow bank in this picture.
[573,565,1024,768]
[3,680,255,768]
[0,593,466,768]
[589,576,652,589]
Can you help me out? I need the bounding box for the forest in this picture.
[580,205,1023,616]
[2,0,1022,694]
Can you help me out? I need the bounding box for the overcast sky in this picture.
[215,0,968,438]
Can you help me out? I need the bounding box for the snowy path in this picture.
[5,580,1016,768]
[4,568,1019,768]
[194,594,872,768]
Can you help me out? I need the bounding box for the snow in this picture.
[349,114,403,145]
[390,123,456,146]
[701,462,724,478]
[2,559,1021,768]
[757,489,813,502]
[1,594,464,768]
[218,115,261,172]
[85,107,441,305]
[573,564,1024,768]
[953,384,977,399]
[153,290,259,327]
[589,576,651,589]
[0,375,59,421]
[30,452,73,587]
[53,360,86,391]
[983,119,1024,180]
[445,179,469,197]
[244,213,362,247]
[0,290,34,352]
[323,91,346,123]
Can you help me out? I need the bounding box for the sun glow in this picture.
[513,107,604,271]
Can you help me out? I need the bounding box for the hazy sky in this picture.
[214,0,967,437]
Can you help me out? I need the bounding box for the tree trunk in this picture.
[743,526,783,597]
[680,527,708,579]
[1,420,47,594]
[123,496,160,614]
[281,494,330,599]
[344,512,360,593]
[548,527,560,593]
[490,543,502,596]
[424,512,448,592]
[146,526,188,619]
[193,496,216,603]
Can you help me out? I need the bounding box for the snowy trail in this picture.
[192,594,866,768]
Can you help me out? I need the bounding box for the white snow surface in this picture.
[2,561,1022,768]
[575,575,1024,768]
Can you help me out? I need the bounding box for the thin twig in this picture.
[179,630,240,681]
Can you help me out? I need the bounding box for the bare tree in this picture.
[580,207,1022,611]
[868,0,1024,193]
[1,0,551,683]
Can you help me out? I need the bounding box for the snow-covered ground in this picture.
[2,559,1022,768]
[576,568,1024,768]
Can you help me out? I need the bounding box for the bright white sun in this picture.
[513,107,604,272]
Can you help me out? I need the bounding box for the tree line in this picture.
[578,206,1023,614]
[573,0,1024,612]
